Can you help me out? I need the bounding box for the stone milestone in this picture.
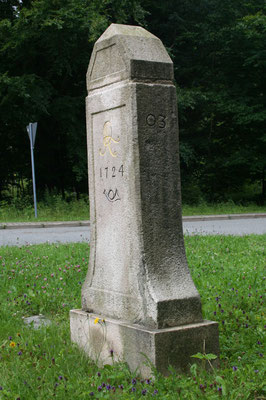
[70,23,219,376]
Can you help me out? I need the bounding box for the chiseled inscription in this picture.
[99,121,120,158]
[146,114,166,128]
[100,165,124,178]
[103,189,121,202]
[99,121,124,202]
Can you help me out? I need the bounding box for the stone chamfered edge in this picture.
[70,310,219,377]
[86,23,174,91]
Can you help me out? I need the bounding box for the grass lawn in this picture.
[0,197,266,223]
[0,235,265,399]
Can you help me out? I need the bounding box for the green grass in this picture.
[0,236,265,399]
[0,197,90,223]
[0,197,265,223]
[182,201,266,216]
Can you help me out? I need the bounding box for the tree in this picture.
[142,0,266,203]
[0,0,146,199]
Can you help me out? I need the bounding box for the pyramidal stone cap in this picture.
[87,23,174,91]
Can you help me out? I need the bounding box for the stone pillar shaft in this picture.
[70,24,219,376]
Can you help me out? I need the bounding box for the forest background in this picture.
[0,0,265,207]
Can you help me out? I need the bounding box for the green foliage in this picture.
[191,353,217,361]
[0,193,90,222]
[0,236,265,398]
[143,0,266,202]
[0,0,265,202]
[0,0,146,197]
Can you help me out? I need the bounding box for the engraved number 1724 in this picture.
[100,164,124,179]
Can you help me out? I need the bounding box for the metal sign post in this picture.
[26,122,38,218]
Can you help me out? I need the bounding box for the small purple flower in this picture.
[0,387,2,390]
[18,351,22,356]
[97,386,102,392]
[118,384,124,390]
[245,324,248,328]
[255,370,259,373]
[259,353,263,357]
[58,376,63,380]
[131,387,136,392]
[97,372,101,377]
[218,386,222,392]
[214,311,216,316]
[8,336,12,340]
[154,389,158,394]
[215,297,219,301]
[146,379,151,385]
[232,366,237,371]
[102,383,106,388]
[110,349,114,356]
[142,389,147,395]
[218,304,221,308]
[106,385,111,390]
[89,392,94,396]
[222,321,225,325]
[257,341,262,345]
[199,384,204,389]
[132,378,137,385]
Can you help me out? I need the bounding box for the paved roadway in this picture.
[0,225,91,247]
[0,216,265,247]
[183,217,266,236]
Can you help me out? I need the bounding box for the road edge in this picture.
[1,214,266,230]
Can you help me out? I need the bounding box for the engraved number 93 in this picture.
[146,114,166,128]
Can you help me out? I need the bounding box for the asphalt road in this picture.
[0,226,91,247]
[183,217,266,236]
[0,217,265,247]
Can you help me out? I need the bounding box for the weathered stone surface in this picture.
[70,310,219,377]
[23,315,51,329]
[82,23,202,329]
[70,23,219,375]
[87,24,173,91]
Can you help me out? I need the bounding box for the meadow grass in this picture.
[0,235,265,399]
[0,197,90,223]
[182,202,266,216]
[0,197,265,223]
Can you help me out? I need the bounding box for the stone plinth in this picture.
[70,23,219,375]
[70,310,219,377]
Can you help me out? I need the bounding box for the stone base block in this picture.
[70,309,219,377]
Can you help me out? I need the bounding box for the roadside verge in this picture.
[1,213,266,230]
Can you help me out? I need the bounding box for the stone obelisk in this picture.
[70,24,219,376]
